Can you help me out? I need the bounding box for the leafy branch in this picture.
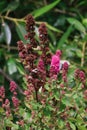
[0,68,24,94]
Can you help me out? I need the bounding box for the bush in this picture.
[0,15,87,130]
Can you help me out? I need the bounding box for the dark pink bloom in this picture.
[0,86,5,98]
[39,23,48,42]
[10,81,17,92]
[17,120,24,127]
[56,50,62,57]
[3,99,11,117]
[84,90,87,95]
[74,68,80,78]
[5,99,10,105]
[38,58,45,72]
[62,62,69,70]
[61,90,66,95]
[19,52,25,58]
[62,62,69,83]
[12,96,19,108]
[79,71,85,81]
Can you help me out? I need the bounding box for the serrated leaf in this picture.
[58,25,73,49]
[67,18,86,33]
[16,22,27,43]
[32,0,61,18]
[2,23,11,45]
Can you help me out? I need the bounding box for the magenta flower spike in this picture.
[50,50,61,78]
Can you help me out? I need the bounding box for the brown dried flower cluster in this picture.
[17,15,52,101]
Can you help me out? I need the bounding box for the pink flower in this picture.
[0,86,5,98]
[62,62,69,70]
[5,99,10,105]
[10,81,17,92]
[38,58,45,72]
[79,71,85,81]
[56,50,62,57]
[50,50,61,73]
[50,50,61,78]
[51,55,60,71]
[12,96,19,108]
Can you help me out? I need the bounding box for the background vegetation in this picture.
[0,0,87,129]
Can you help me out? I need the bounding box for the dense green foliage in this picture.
[0,0,87,129]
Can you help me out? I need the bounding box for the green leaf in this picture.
[77,125,87,130]
[67,18,86,33]
[53,89,60,100]
[58,25,73,49]
[48,29,56,45]
[49,43,55,52]
[0,32,4,42]
[7,58,17,74]
[1,1,19,13]
[76,49,82,58]
[5,119,19,129]
[16,62,25,75]
[58,119,64,129]
[46,23,62,33]
[62,97,72,106]
[32,0,61,18]
[16,22,27,43]
[59,103,66,112]
[0,1,7,12]
[83,18,87,28]
[82,33,87,41]
[2,23,11,45]
[0,107,4,113]
[43,106,51,116]
[45,84,50,91]
[76,1,87,8]
[24,112,31,120]
[69,122,76,130]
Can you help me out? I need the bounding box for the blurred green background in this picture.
[0,0,87,89]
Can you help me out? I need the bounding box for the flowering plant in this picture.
[0,15,87,130]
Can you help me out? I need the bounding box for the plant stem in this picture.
[0,15,25,23]
[54,8,76,17]
[0,44,17,50]
[0,68,24,94]
[35,90,38,102]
